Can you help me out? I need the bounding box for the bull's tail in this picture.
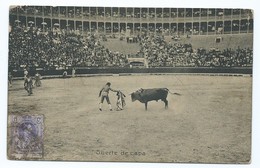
[165,88,181,96]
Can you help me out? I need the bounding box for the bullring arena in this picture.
[8,6,253,163]
[8,74,252,163]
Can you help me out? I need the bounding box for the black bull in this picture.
[130,88,179,110]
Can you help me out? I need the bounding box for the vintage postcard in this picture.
[7,6,253,163]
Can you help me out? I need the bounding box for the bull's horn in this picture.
[137,88,142,92]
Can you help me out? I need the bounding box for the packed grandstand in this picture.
[9,6,253,70]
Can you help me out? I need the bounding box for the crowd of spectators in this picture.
[10,6,253,20]
[138,34,253,67]
[9,26,128,70]
[8,24,253,70]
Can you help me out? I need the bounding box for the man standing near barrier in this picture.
[23,68,28,80]
[99,82,118,111]
[34,72,42,87]
[24,74,33,96]
[8,72,13,87]
[72,68,76,77]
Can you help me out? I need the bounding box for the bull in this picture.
[130,88,178,110]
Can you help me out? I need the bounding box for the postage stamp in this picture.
[8,114,44,160]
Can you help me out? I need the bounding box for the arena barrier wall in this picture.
[12,67,252,78]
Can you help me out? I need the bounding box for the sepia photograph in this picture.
[5,2,255,165]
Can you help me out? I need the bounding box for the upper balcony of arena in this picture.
[9,6,253,23]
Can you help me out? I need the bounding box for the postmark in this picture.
[8,114,44,160]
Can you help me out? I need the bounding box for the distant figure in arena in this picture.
[62,71,67,78]
[34,72,42,87]
[99,82,118,111]
[8,72,13,87]
[24,74,33,96]
[72,68,76,77]
[24,69,28,80]
[116,91,126,111]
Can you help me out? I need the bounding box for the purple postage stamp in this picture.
[8,114,44,160]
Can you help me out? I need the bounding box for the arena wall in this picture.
[12,67,252,78]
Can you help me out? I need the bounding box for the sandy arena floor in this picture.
[7,75,252,163]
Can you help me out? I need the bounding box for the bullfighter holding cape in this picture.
[99,82,118,111]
